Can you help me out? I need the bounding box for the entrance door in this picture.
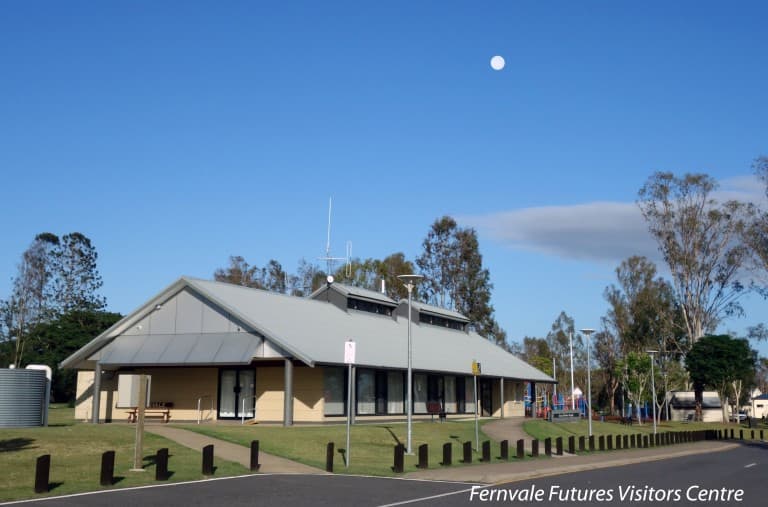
[218,368,255,419]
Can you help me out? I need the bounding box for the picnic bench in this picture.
[127,402,173,423]
[426,402,446,422]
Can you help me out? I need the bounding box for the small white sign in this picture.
[344,340,356,364]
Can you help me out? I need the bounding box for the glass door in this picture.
[218,368,255,419]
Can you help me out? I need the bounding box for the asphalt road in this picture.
[6,442,766,507]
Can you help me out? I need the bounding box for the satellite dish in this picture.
[327,275,334,284]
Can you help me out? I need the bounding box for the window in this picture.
[387,371,404,414]
[418,313,465,330]
[414,374,427,413]
[347,298,393,316]
[357,369,376,415]
[465,377,476,414]
[444,376,457,413]
[323,368,345,416]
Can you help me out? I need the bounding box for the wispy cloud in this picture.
[463,175,765,264]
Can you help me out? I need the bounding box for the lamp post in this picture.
[580,328,595,437]
[398,274,423,455]
[569,331,575,410]
[647,350,658,435]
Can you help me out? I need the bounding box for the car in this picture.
[729,411,747,422]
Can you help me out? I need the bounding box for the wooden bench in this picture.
[682,413,693,424]
[426,402,446,422]
[127,402,173,423]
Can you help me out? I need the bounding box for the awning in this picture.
[92,333,261,366]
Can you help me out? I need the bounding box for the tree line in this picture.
[213,216,508,345]
[0,233,121,401]
[518,158,768,423]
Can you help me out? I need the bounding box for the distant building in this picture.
[61,277,554,424]
[667,390,722,422]
[750,393,768,419]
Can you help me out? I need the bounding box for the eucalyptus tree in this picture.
[638,172,753,346]
[416,216,505,345]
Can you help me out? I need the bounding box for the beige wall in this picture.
[503,381,525,417]
[255,366,324,422]
[75,368,218,423]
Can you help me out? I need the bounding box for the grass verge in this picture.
[181,419,498,476]
[0,405,247,502]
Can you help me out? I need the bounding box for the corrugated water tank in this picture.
[0,368,47,427]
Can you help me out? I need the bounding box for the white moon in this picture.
[490,55,505,71]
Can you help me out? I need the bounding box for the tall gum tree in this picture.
[638,172,753,347]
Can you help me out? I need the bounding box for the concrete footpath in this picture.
[146,426,328,475]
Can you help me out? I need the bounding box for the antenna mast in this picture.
[318,197,351,276]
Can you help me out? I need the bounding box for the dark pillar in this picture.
[516,439,525,459]
[532,439,539,457]
[500,440,509,460]
[155,448,169,481]
[250,441,260,471]
[202,445,214,476]
[578,436,585,452]
[326,442,335,473]
[588,435,595,451]
[393,444,404,473]
[100,450,115,486]
[606,435,613,450]
[598,435,605,451]
[441,443,452,466]
[623,435,628,449]
[417,444,429,469]
[556,437,563,456]
[544,438,552,456]
[34,455,50,494]
[462,441,472,463]
[284,358,294,427]
[568,436,575,454]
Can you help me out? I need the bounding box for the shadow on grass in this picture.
[381,426,402,446]
[0,437,36,452]
[338,448,347,466]
[48,482,64,492]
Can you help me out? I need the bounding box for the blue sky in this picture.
[1,1,766,355]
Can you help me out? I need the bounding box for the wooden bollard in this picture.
[544,438,552,456]
[462,441,472,463]
[417,444,428,469]
[578,436,585,452]
[588,435,595,451]
[556,437,563,456]
[155,448,169,481]
[740,429,744,440]
[34,454,50,494]
[643,435,649,448]
[393,444,404,473]
[481,441,491,462]
[441,442,452,466]
[326,442,335,473]
[761,430,764,441]
[615,435,621,450]
[100,450,115,486]
[568,436,575,454]
[531,439,539,457]
[516,439,525,459]
[500,440,509,460]
[623,435,629,449]
[250,440,261,471]
[202,444,214,476]
[606,435,613,450]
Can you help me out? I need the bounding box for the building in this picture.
[750,393,768,419]
[61,277,554,424]
[666,390,723,422]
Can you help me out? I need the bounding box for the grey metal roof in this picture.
[94,333,261,366]
[63,277,554,383]
[406,300,470,322]
[185,278,553,381]
[310,283,398,306]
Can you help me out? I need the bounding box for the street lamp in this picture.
[647,350,658,435]
[398,274,423,455]
[580,328,595,437]
[569,331,575,410]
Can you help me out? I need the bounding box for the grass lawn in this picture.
[181,419,499,476]
[0,405,247,502]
